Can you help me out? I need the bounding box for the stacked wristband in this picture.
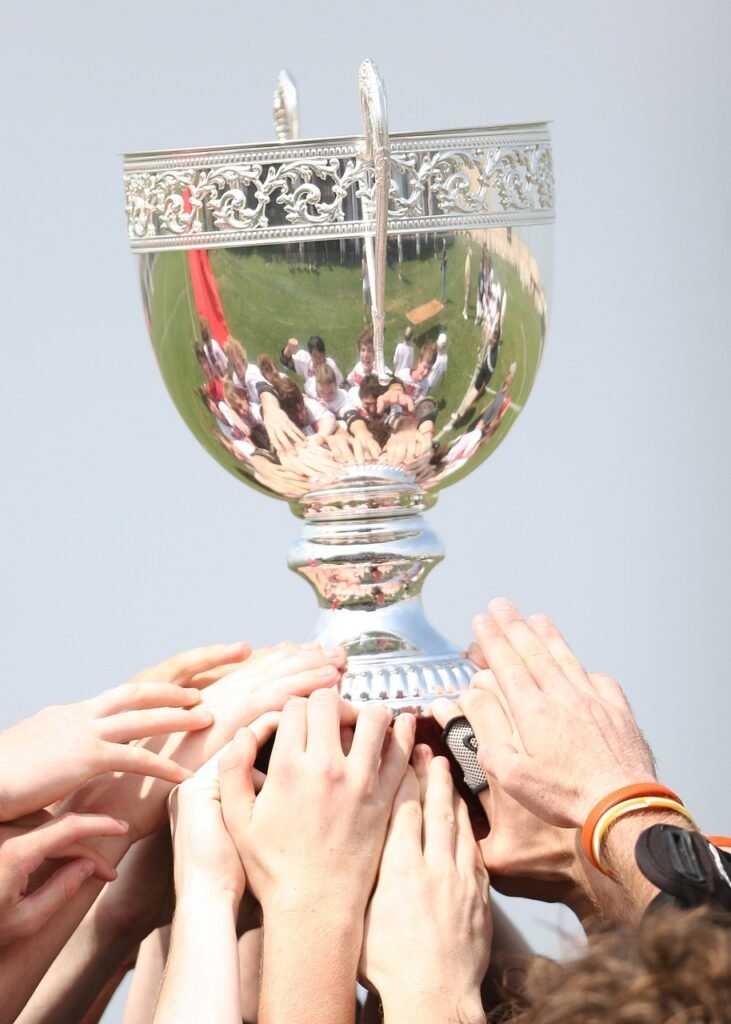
[581,783,697,877]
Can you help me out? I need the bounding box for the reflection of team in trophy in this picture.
[193,317,455,498]
[190,229,525,498]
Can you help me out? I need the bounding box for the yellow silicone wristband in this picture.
[592,796,697,876]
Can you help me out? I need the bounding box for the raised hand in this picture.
[129,640,251,690]
[0,812,128,945]
[0,682,215,821]
[219,689,413,915]
[168,748,245,909]
[218,689,414,1024]
[467,598,656,828]
[73,642,348,845]
[152,742,256,1024]
[360,747,490,1024]
[432,689,593,915]
[259,391,305,456]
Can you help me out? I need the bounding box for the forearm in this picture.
[259,909,362,1024]
[15,901,141,1024]
[380,989,485,1024]
[0,831,134,1024]
[123,927,170,1024]
[587,811,694,924]
[154,892,240,1024]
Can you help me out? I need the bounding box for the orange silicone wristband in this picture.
[581,783,684,871]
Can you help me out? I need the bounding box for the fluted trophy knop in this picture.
[122,59,555,713]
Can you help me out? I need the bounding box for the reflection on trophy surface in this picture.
[123,60,554,712]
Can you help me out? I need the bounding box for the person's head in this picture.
[315,363,338,404]
[223,379,249,417]
[358,329,375,372]
[404,326,413,343]
[200,318,211,345]
[199,388,219,417]
[194,344,211,376]
[359,374,382,419]
[273,377,306,427]
[412,340,438,381]
[225,338,248,379]
[510,906,731,1023]
[436,332,448,353]
[257,353,280,384]
[503,361,517,390]
[307,336,326,369]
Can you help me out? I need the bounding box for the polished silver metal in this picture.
[273,70,300,143]
[358,59,390,384]
[124,127,554,251]
[123,60,554,711]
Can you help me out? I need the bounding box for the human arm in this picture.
[0,683,215,822]
[359,746,490,1024]
[456,599,692,921]
[16,829,173,1024]
[345,416,382,461]
[0,642,343,1023]
[219,690,415,1024]
[122,928,170,1024]
[259,389,304,456]
[279,337,299,369]
[152,747,248,1024]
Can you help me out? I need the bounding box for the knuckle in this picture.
[0,838,22,872]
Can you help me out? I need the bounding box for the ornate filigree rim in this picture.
[124,123,554,252]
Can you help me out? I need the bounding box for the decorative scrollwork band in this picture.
[124,126,554,251]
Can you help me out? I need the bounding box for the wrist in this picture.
[176,878,241,918]
[380,988,485,1024]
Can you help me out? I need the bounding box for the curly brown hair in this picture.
[503,906,731,1024]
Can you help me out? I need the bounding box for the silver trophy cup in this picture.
[123,60,554,713]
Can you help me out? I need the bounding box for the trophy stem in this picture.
[288,468,475,713]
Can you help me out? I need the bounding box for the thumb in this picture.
[218,728,258,840]
[13,859,95,939]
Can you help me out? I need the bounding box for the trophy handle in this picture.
[273,70,300,142]
[358,59,390,383]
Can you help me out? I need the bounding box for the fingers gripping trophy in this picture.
[123,60,554,714]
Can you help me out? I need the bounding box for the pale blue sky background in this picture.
[1,1,729,1018]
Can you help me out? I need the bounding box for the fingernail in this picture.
[317,665,337,679]
[115,819,129,831]
[191,708,214,723]
[185,688,202,702]
[226,641,249,652]
[489,597,513,611]
[529,612,550,626]
[79,861,95,880]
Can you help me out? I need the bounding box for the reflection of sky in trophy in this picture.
[138,225,548,501]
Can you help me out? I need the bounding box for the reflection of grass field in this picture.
[150,234,543,492]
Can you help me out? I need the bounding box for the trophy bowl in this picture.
[123,61,554,713]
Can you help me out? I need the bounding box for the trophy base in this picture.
[307,600,475,714]
[289,467,476,714]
